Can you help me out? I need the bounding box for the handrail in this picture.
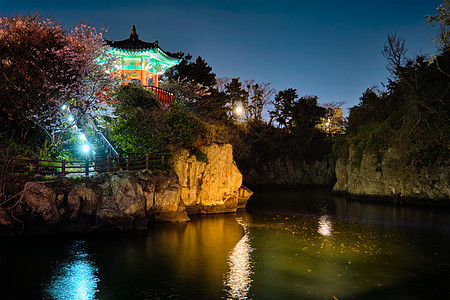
[143,85,175,107]
[0,154,169,177]
[84,113,119,158]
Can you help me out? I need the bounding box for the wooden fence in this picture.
[0,155,168,177]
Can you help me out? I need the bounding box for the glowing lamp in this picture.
[82,144,90,153]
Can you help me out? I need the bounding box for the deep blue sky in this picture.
[1,0,442,114]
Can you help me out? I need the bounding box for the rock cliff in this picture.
[333,147,450,203]
[241,157,336,188]
[173,143,252,213]
[0,144,252,235]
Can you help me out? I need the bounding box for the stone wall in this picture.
[333,147,450,202]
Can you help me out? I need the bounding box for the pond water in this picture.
[1,188,449,299]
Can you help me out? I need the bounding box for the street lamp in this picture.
[235,105,243,116]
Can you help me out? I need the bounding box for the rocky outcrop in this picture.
[0,171,189,235]
[173,143,252,214]
[0,143,253,235]
[241,157,336,187]
[333,147,450,203]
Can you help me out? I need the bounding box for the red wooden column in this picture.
[152,73,158,87]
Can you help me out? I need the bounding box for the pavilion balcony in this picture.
[143,85,175,107]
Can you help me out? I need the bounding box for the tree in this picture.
[243,80,275,122]
[109,84,221,155]
[165,53,216,87]
[0,14,115,151]
[382,33,407,77]
[224,78,248,122]
[426,0,450,77]
[163,53,226,121]
[290,95,326,134]
[269,88,298,128]
[426,0,450,53]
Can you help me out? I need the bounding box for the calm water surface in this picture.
[1,188,449,299]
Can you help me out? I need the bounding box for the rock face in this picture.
[173,143,252,213]
[333,147,450,203]
[242,157,336,187]
[0,144,252,235]
[1,171,189,235]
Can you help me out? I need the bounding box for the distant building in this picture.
[316,108,344,135]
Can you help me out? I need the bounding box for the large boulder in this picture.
[96,173,148,230]
[20,182,59,230]
[66,183,101,230]
[173,143,251,214]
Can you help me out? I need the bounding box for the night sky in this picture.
[1,0,442,115]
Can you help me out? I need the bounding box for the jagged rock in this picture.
[333,147,450,203]
[21,182,59,230]
[67,183,100,220]
[96,173,147,230]
[153,173,189,222]
[238,186,253,209]
[173,143,251,214]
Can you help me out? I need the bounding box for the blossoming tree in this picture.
[0,14,116,152]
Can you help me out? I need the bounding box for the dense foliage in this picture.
[334,50,450,168]
[106,84,224,156]
[0,14,115,156]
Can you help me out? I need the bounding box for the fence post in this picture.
[85,159,89,177]
[35,158,40,174]
[161,155,164,165]
[107,156,111,173]
[126,156,130,170]
[62,159,66,177]
[146,154,150,170]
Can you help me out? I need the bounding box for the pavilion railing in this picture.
[144,86,174,107]
[0,155,168,177]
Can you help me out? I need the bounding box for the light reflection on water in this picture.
[318,215,333,236]
[43,240,99,300]
[225,217,254,299]
[2,188,449,299]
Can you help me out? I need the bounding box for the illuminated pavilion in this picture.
[105,26,181,105]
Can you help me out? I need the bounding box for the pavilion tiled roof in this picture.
[105,25,179,58]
